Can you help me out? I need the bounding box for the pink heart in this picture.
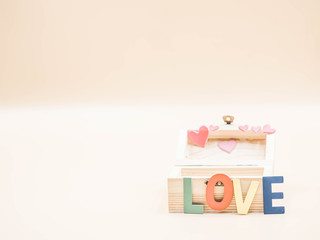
[263,124,276,134]
[209,125,219,132]
[188,126,209,148]
[251,126,261,133]
[239,125,248,132]
[218,140,237,153]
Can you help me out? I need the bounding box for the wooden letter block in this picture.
[206,174,233,210]
[263,176,285,214]
[183,178,204,214]
[233,178,260,215]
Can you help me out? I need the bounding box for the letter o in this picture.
[206,174,233,210]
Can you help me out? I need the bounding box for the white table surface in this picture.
[0,104,319,239]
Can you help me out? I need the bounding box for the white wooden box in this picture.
[168,119,275,213]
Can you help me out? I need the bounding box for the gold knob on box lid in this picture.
[223,115,234,124]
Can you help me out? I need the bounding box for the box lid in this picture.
[176,116,275,169]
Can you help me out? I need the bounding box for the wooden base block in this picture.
[168,177,264,213]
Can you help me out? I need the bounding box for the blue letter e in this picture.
[263,176,285,214]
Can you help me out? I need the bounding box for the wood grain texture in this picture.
[208,130,267,140]
[168,177,263,213]
[186,139,266,161]
[181,167,264,176]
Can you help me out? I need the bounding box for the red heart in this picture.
[188,126,209,148]
[263,124,276,134]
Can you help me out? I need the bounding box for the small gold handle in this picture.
[223,115,234,124]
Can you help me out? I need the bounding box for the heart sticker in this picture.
[263,124,276,134]
[209,125,219,132]
[188,126,209,148]
[251,126,261,133]
[218,140,237,153]
[239,125,248,132]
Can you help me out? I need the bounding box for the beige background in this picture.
[0,0,320,239]
[0,0,320,106]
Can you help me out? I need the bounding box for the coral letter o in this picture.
[206,174,233,210]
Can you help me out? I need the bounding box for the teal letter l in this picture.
[183,178,204,214]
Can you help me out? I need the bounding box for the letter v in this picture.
[233,179,260,215]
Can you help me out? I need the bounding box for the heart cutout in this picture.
[209,125,219,132]
[251,126,261,133]
[188,126,209,148]
[218,140,237,153]
[263,124,276,134]
[239,125,248,132]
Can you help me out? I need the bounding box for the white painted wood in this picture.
[175,125,275,175]
[265,133,275,169]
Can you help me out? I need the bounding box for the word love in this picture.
[184,174,285,215]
